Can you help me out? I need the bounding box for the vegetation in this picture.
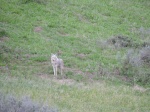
[0,0,150,111]
[0,92,57,112]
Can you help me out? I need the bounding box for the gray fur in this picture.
[51,54,64,76]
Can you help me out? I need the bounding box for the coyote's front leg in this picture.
[55,66,57,76]
[53,66,56,76]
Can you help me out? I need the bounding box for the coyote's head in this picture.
[51,54,58,63]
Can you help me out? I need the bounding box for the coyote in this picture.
[51,54,64,76]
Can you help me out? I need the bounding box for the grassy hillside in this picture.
[0,0,150,111]
[0,74,150,112]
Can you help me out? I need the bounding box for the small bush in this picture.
[120,48,150,85]
[107,35,133,48]
[0,93,58,112]
[140,46,150,65]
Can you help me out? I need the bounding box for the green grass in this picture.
[0,0,150,111]
[0,74,150,112]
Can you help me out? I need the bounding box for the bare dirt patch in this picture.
[75,53,86,60]
[133,85,149,92]
[37,72,76,85]
[75,13,90,23]
[53,79,75,85]
[34,27,42,32]
[0,36,9,42]
[37,73,50,79]
[58,30,69,37]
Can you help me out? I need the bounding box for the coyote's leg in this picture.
[53,66,55,76]
[61,67,62,76]
[55,66,57,76]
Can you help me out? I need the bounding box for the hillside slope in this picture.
[0,0,150,111]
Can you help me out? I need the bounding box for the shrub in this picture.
[0,93,58,112]
[107,35,133,48]
[140,46,150,65]
[120,48,150,85]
